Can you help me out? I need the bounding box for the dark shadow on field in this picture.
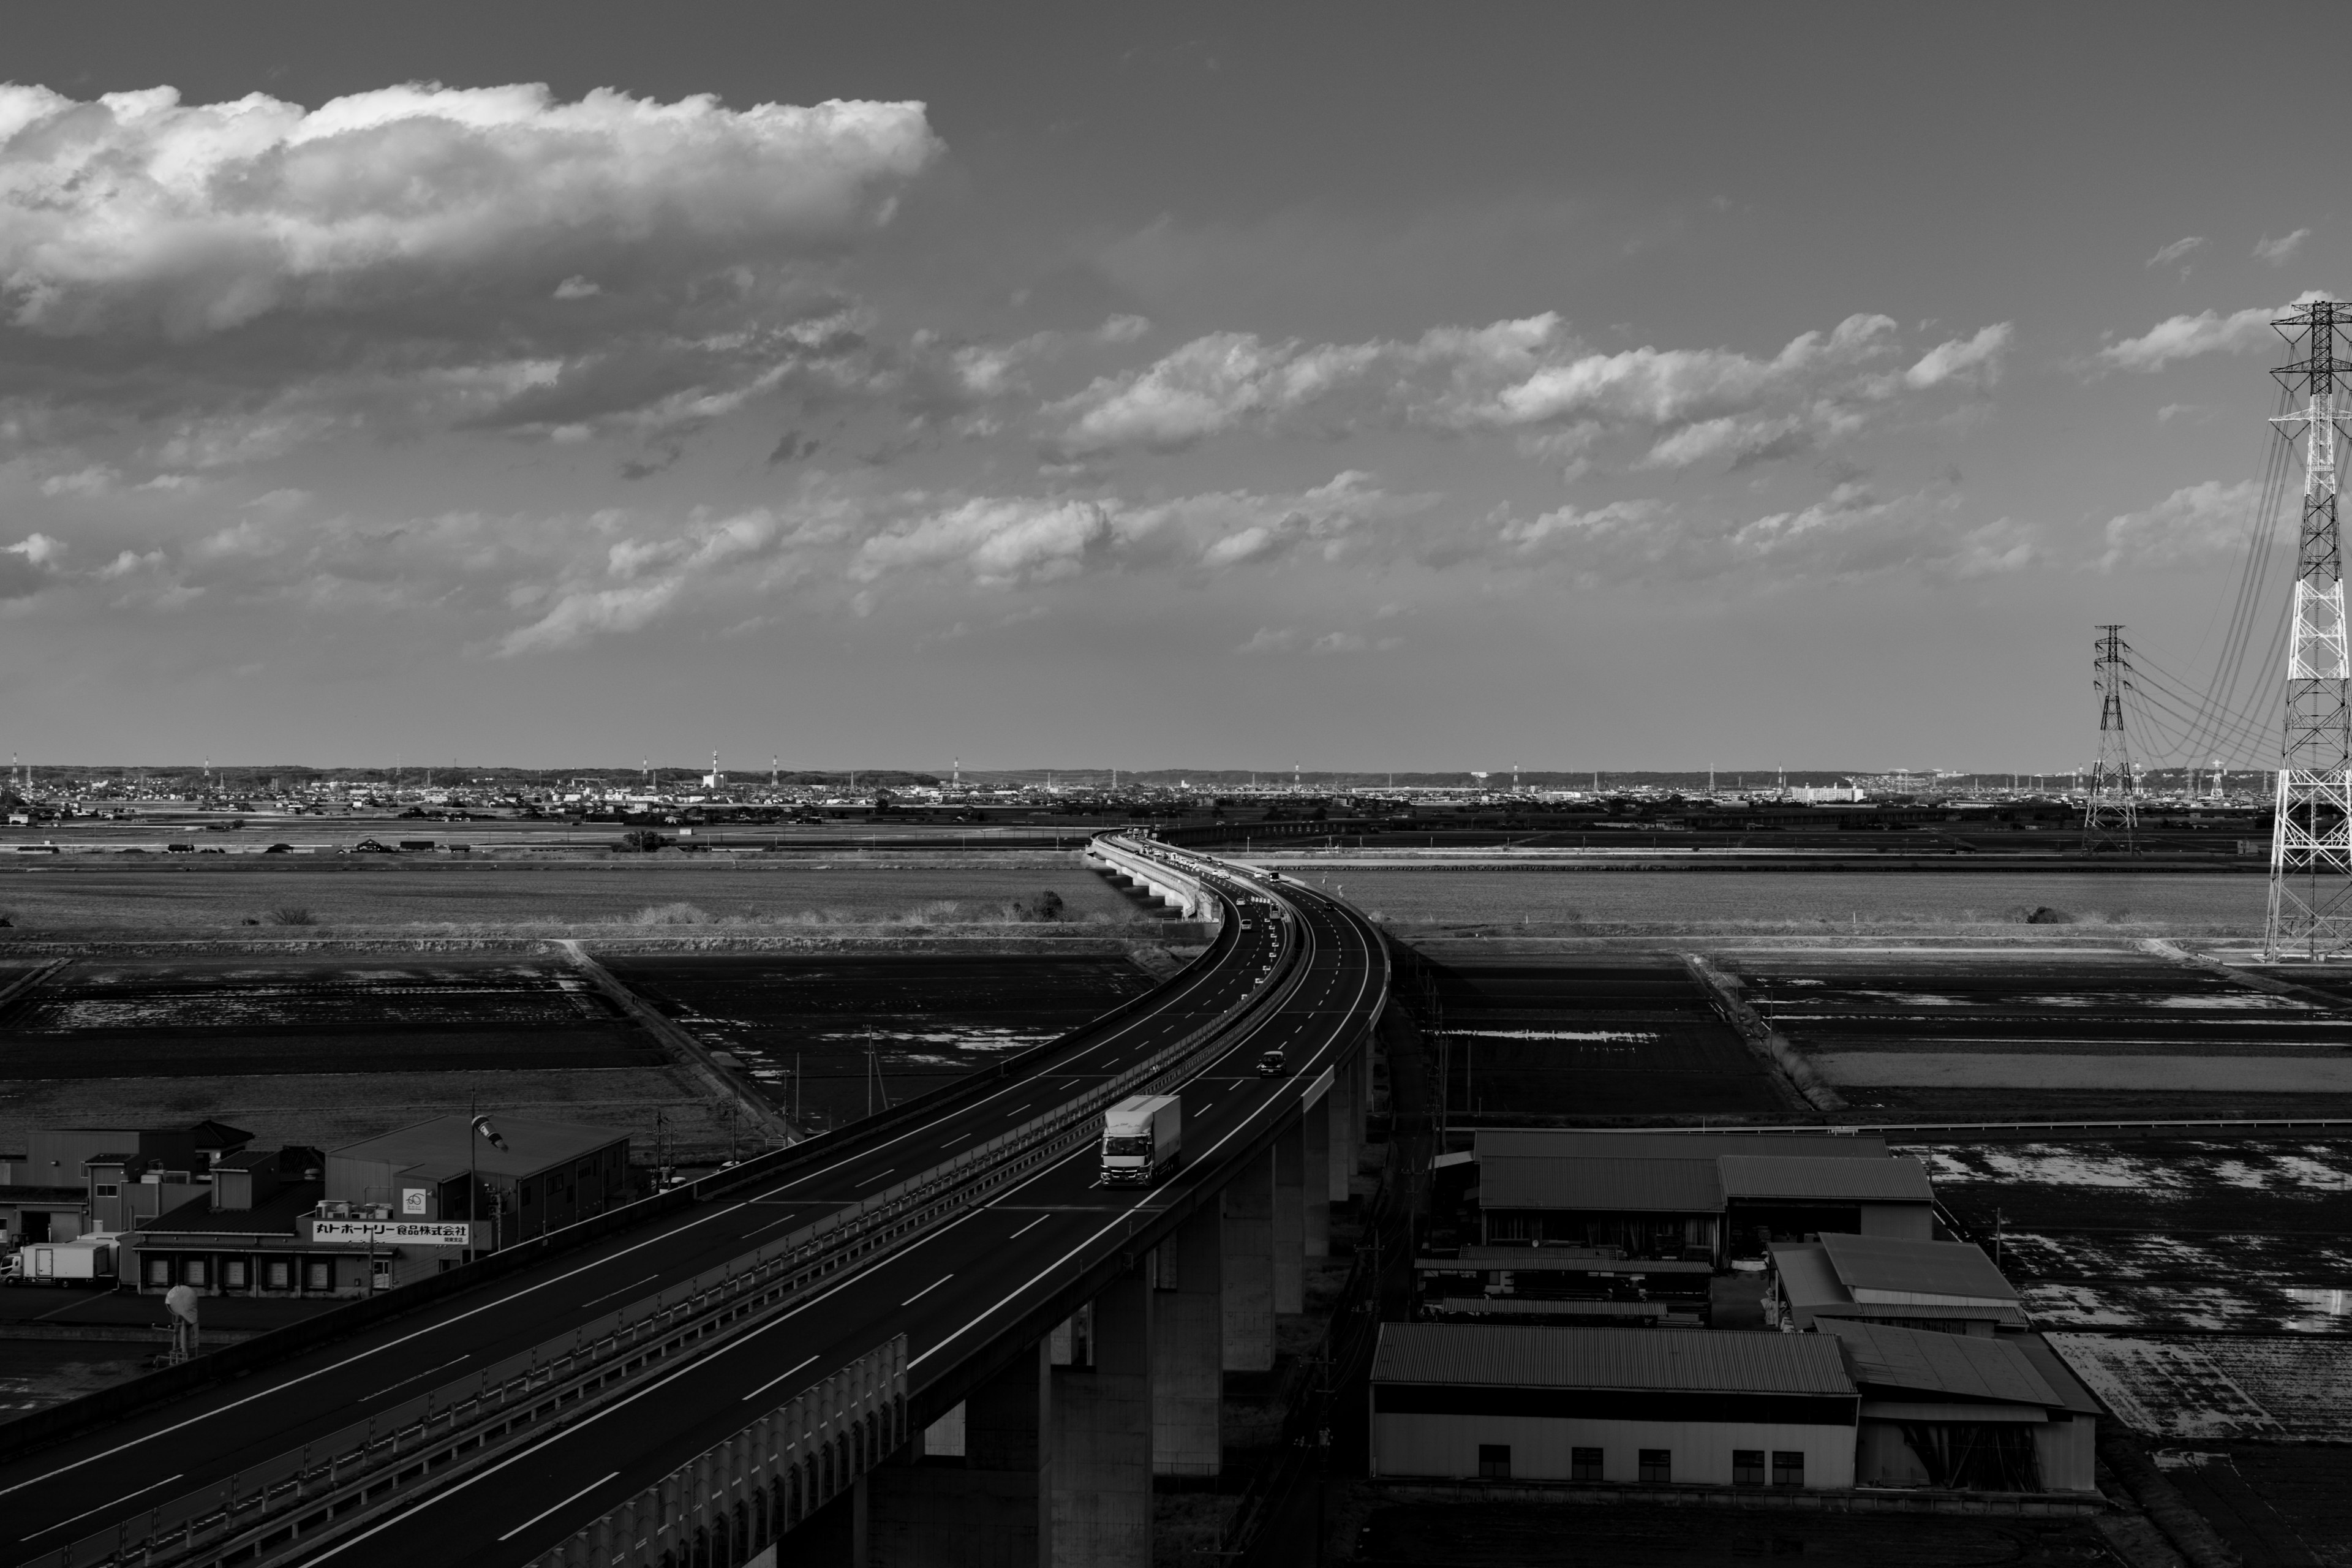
[1393,946,1784,1121]
[1352,1497,2113,1566]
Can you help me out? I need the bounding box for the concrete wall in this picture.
[1371,1412,1858,1490]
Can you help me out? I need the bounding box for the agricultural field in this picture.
[0,856,1167,937]
[1729,949,2352,1120]
[605,952,1161,1131]
[1407,952,1786,1120]
[1308,868,2266,937]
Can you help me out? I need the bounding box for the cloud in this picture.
[1902,323,2013,390]
[1047,311,2003,472]
[497,508,793,653]
[2098,478,2263,570]
[850,497,1130,588]
[0,533,63,597]
[2100,306,2278,372]
[2254,228,2312,265]
[0,83,937,339]
[2147,236,2206,268]
[1495,484,2037,586]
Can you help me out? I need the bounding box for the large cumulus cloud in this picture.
[0,83,937,338]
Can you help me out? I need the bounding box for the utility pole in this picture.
[2084,625,2138,854]
[2267,298,2352,959]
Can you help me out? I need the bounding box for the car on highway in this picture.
[1254,1049,1286,1076]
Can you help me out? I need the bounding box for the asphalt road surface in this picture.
[1,858,1385,1568]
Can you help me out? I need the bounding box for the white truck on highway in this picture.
[1101,1094,1182,1186]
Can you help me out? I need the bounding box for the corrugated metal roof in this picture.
[1480,1155,1722,1213]
[1768,1242,1850,1325]
[1822,1320,2058,1406]
[1817,1233,2018,1302]
[1477,1131,1888,1161]
[1372,1323,1856,1395]
[1720,1154,1934,1203]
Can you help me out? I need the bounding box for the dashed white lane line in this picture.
[498,1471,619,1541]
[902,1273,956,1306]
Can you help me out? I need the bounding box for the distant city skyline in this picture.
[0,4,2338,769]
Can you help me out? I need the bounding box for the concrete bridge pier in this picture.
[866,1344,1051,1566]
[1220,1150,1276,1373]
[1300,1089,1331,1259]
[1051,1264,1155,1566]
[1152,1204,1223,1476]
[1329,1042,1361,1204]
[1272,1120,1305,1313]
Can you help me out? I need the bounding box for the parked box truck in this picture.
[1101,1095,1182,1186]
[10,1238,116,1285]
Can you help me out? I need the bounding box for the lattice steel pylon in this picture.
[2083,624,2137,854]
[2266,299,2352,960]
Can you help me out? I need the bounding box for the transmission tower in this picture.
[2083,625,2137,854]
[2266,300,2352,959]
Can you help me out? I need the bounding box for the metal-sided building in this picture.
[320,1114,630,1246]
[1470,1132,1935,1266]
[1770,1234,2027,1336]
[1825,1321,2100,1493]
[1368,1323,1861,1490]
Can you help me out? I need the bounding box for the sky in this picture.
[0,2,2341,773]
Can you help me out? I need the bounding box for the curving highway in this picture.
[4,840,1390,1568]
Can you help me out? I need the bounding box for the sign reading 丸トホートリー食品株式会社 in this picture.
[307,1219,475,1247]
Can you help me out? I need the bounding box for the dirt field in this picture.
[0,857,1166,935]
[0,1066,746,1164]
[1348,1494,2113,1566]
[1312,869,2267,937]
[606,952,1158,1129]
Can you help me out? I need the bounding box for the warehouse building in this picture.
[1770,1234,2027,1336]
[121,1115,630,1298]
[1468,1131,1935,1267]
[1369,1323,1861,1489]
[1828,1321,2100,1492]
[1368,1321,2100,1497]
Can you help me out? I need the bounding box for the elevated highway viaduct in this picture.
[7,837,1390,1568]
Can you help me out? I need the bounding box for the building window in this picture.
[1773,1452,1804,1488]
[94,1183,118,1197]
[265,1259,291,1291]
[1733,1449,1765,1486]
[1638,1449,1672,1483]
[145,1256,170,1287]
[304,1259,330,1292]
[184,1258,208,1287]
[1477,1444,1510,1480]
[372,1256,394,1289]
[223,1259,249,1290]
[1571,1447,1604,1482]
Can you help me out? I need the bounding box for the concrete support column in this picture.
[866,1343,1050,1567]
[1300,1091,1330,1259]
[1272,1120,1305,1314]
[1152,1204,1222,1476]
[1329,1047,1359,1204]
[1052,1266,1154,1567]
[1221,1150,1275,1373]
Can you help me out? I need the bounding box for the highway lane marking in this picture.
[358,1354,472,1406]
[7,867,1270,1528]
[300,1214,989,1561]
[901,1273,954,1306]
[1007,1215,1050,1239]
[497,1471,619,1541]
[578,1274,662,1312]
[18,1473,184,1542]
[0,889,1261,1502]
[740,1355,820,1404]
